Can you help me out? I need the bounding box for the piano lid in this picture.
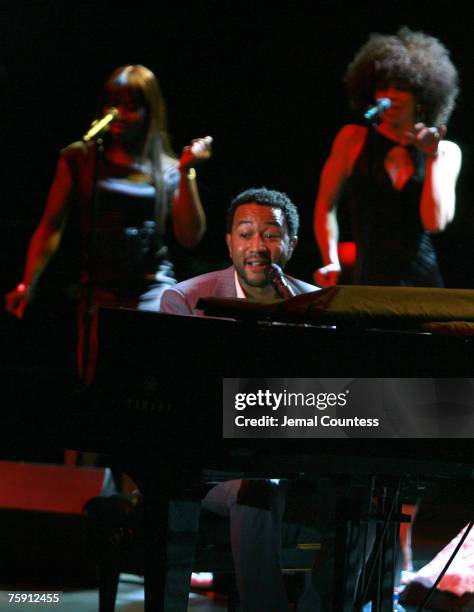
[197,285,474,331]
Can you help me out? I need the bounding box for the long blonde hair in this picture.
[101,64,177,227]
[101,64,176,160]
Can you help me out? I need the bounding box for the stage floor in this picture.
[0,575,228,611]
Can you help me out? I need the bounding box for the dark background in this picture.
[0,5,472,584]
[0,1,473,545]
[1,0,473,311]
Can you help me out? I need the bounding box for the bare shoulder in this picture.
[57,141,96,174]
[328,124,367,175]
[332,124,367,149]
[438,140,462,173]
[439,139,462,158]
[60,140,91,157]
[331,124,367,160]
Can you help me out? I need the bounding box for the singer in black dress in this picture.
[5,64,212,382]
[313,26,461,287]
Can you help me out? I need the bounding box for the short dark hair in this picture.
[226,187,300,236]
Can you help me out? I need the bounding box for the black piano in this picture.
[89,289,473,612]
[2,286,474,611]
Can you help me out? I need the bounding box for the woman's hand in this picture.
[179,136,213,170]
[4,283,32,319]
[405,123,447,158]
[313,263,341,287]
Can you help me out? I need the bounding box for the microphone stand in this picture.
[360,112,379,284]
[360,99,391,283]
[81,136,104,386]
[79,110,119,385]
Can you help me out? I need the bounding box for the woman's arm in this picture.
[5,155,73,318]
[420,139,462,232]
[313,125,365,287]
[405,123,462,232]
[171,136,212,248]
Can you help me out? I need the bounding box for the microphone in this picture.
[83,108,119,142]
[266,263,296,299]
[363,98,391,123]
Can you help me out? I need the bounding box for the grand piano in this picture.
[2,285,474,611]
[87,286,473,611]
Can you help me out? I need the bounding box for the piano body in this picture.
[2,286,474,611]
[88,288,473,612]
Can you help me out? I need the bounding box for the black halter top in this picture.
[346,129,443,287]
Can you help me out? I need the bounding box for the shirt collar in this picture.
[234,270,246,298]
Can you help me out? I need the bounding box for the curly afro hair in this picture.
[344,27,459,126]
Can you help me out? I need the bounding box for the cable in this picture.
[416,519,474,611]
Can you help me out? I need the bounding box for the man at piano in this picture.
[160,186,319,315]
[160,187,321,611]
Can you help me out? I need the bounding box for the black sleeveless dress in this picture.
[61,141,178,309]
[93,169,178,303]
[346,129,443,287]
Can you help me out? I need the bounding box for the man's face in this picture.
[226,203,297,291]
